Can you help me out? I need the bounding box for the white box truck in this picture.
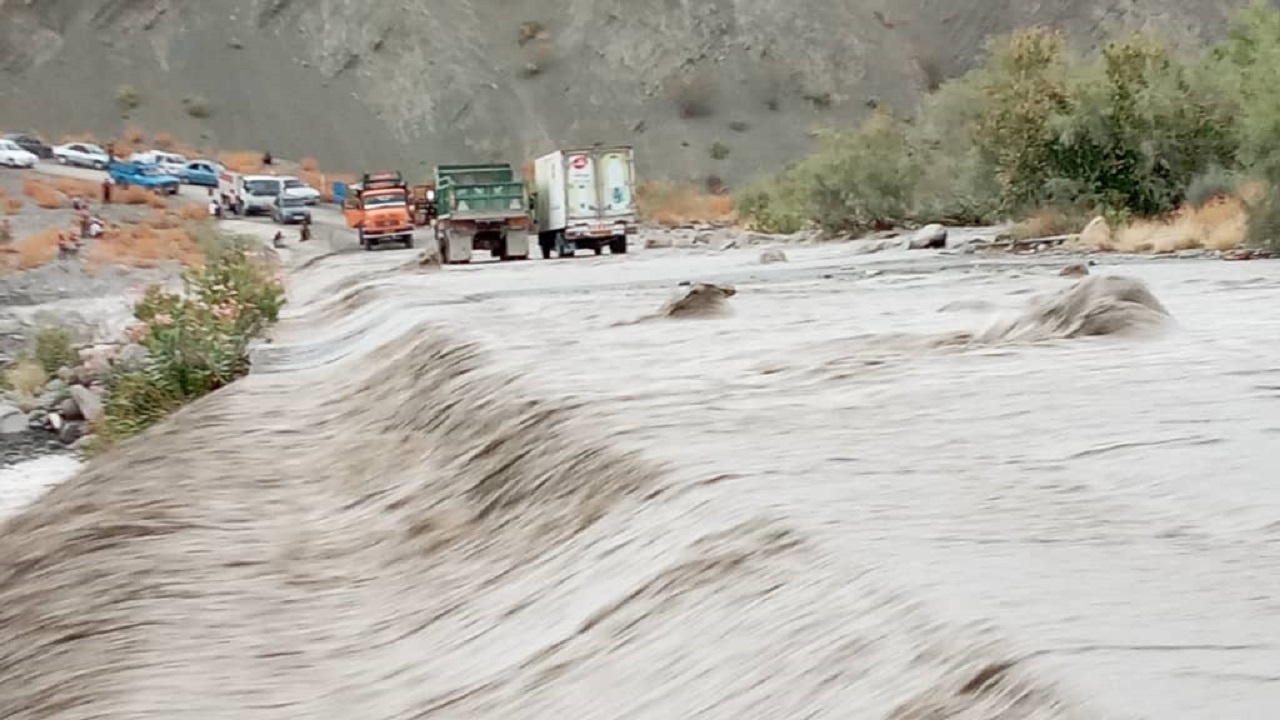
[533,145,638,258]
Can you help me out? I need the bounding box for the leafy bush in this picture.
[4,360,46,396]
[183,95,213,118]
[97,234,284,445]
[1245,183,1280,250]
[1185,166,1239,208]
[116,84,141,111]
[709,141,730,160]
[34,326,78,375]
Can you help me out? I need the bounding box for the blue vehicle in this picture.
[182,160,222,188]
[108,160,181,195]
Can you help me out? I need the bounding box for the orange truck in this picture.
[342,171,415,250]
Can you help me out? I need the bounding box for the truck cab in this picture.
[343,171,415,250]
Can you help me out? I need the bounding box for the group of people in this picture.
[58,198,105,259]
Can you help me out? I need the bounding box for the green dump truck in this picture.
[433,163,531,263]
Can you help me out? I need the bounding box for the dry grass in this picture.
[637,180,735,227]
[1102,197,1246,253]
[219,151,264,175]
[152,132,175,150]
[300,157,319,172]
[22,177,67,210]
[53,177,100,200]
[124,126,146,145]
[10,228,62,270]
[59,132,99,144]
[179,204,210,221]
[4,359,47,396]
[88,222,203,269]
[4,198,21,215]
[116,186,169,209]
[1009,208,1083,241]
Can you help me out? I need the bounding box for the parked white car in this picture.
[0,139,38,168]
[52,142,110,169]
[128,150,188,177]
[281,176,321,205]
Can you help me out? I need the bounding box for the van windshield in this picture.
[245,180,279,196]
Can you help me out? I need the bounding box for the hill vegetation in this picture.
[737,3,1280,251]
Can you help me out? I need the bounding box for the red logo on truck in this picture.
[570,154,589,170]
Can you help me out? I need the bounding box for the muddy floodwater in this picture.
[3,241,1279,719]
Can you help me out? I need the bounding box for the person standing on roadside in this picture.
[101,176,113,204]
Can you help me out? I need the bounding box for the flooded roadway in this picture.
[3,238,1278,719]
[279,243,1280,718]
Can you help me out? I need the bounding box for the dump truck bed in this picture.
[435,163,527,219]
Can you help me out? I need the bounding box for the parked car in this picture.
[0,139,38,168]
[2,133,52,159]
[52,142,110,169]
[281,176,321,205]
[182,160,223,187]
[272,194,313,224]
[128,150,188,177]
[108,160,181,195]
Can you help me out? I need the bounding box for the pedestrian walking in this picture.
[101,177,112,204]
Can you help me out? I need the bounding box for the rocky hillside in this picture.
[0,0,1263,185]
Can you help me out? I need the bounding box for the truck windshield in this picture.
[245,180,279,196]
[364,193,405,208]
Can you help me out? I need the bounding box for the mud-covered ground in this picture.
[2,228,1277,719]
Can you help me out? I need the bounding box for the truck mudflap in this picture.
[438,227,474,264]
[503,229,530,260]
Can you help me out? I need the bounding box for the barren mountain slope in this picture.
[0,0,1261,184]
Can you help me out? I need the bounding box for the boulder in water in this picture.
[759,247,788,264]
[909,224,948,249]
[976,275,1171,343]
[660,283,737,319]
[1058,262,1089,278]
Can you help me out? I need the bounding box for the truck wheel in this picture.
[404,234,414,249]
[609,236,628,255]
[359,231,372,251]
[593,243,604,256]
[538,232,553,259]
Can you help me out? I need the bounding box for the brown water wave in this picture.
[0,313,1090,719]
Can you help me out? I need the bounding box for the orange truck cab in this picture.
[343,170,415,250]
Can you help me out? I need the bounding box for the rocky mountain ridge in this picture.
[0,0,1264,184]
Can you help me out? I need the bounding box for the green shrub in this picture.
[1246,183,1280,250]
[97,236,284,446]
[116,84,141,111]
[34,326,78,375]
[709,141,730,160]
[1185,166,1239,208]
[742,4,1280,233]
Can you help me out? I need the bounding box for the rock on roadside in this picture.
[69,385,104,424]
[1,403,28,435]
[1079,216,1111,249]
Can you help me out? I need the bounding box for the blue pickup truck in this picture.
[108,160,181,195]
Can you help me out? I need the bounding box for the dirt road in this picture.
[2,221,1279,718]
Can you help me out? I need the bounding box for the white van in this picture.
[234,174,286,216]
